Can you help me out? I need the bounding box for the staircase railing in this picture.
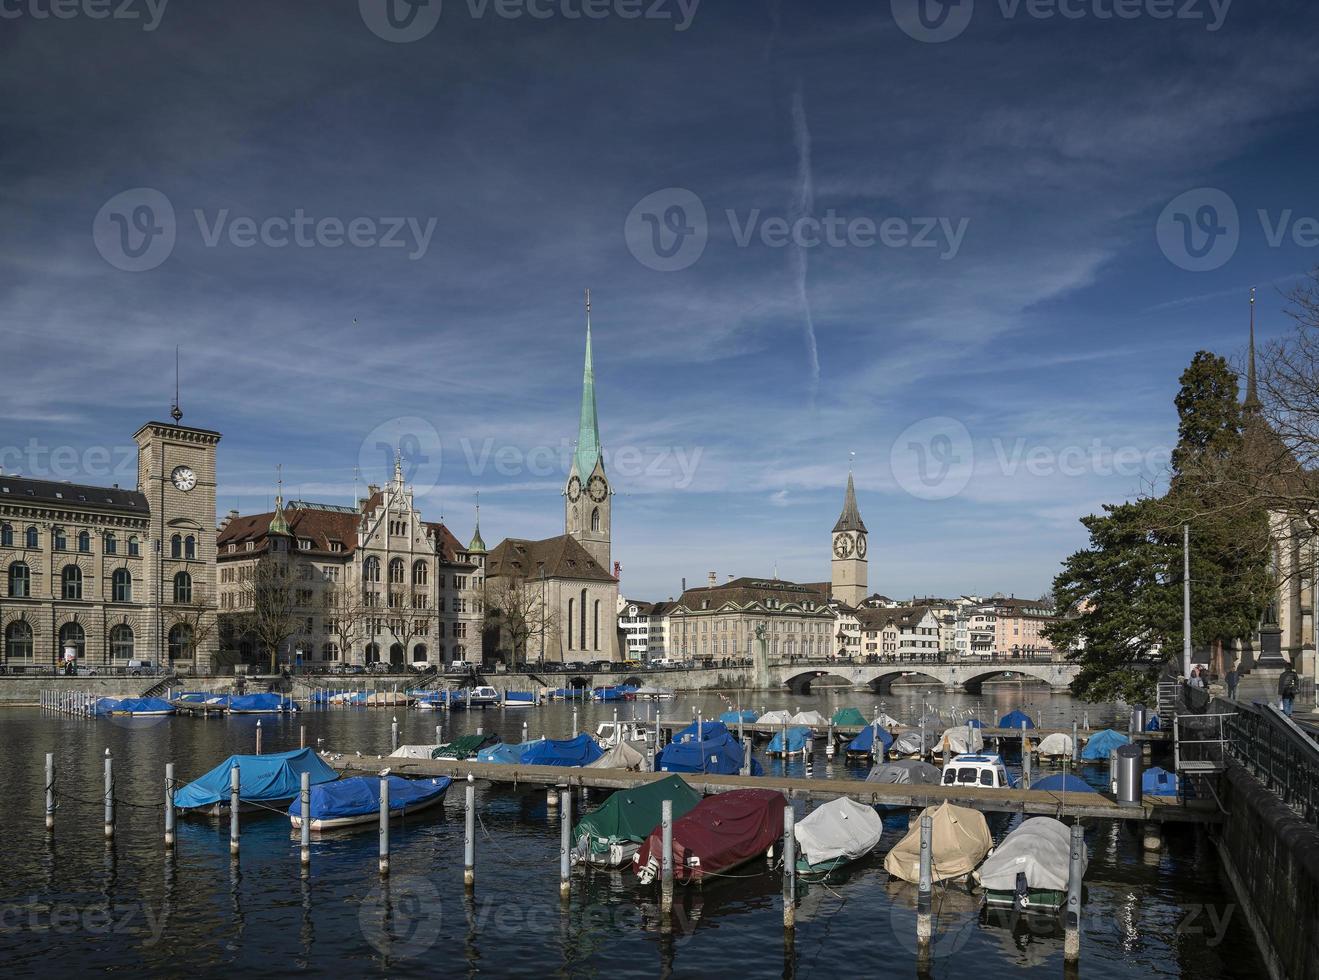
[1225,698,1319,827]
[140,673,179,698]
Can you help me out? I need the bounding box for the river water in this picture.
[0,688,1266,977]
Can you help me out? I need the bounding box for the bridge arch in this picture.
[783,671,854,695]
[955,664,1071,694]
[864,670,945,695]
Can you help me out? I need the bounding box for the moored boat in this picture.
[174,748,338,817]
[571,774,701,868]
[106,696,175,716]
[847,724,895,759]
[502,690,539,708]
[974,817,1085,911]
[228,693,298,714]
[288,774,451,831]
[793,797,884,876]
[884,801,993,884]
[521,733,604,767]
[634,788,785,884]
[466,685,501,708]
[766,725,812,757]
[940,753,1014,789]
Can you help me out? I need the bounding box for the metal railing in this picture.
[1225,698,1319,827]
[1172,711,1233,773]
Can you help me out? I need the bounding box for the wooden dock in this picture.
[654,719,1171,743]
[326,752,1216,825]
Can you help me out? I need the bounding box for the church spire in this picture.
[1244,287,1261,412]
[832,469,867,534]
[393,446,405,485]
[574,288,602,478]
[468,491,486,553]
[269,464,291,537]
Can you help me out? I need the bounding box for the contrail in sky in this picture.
[788,83,821,402]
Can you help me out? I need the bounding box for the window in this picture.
[62,565,82,600]
[104,533,117,555]
[25,526,38,548]
[579,589,587,652]
[53,527,67,551]
[184,535,196,560]
[5,621,33,661]
[364,557,380,582]
[453,622,467,638]
[412,561,428,586]
[0,524,11,547]
[594,599,600,651]
[173,571,192,603]
[77,531,90,553]
[322,642,339,662]
[59,621,85,658]
[168,623,192,661]
[8,562,30,598]
[389,558,405,584]
[591,507,600,532]
[298,538,312,551]
[127,536,140,557]
[567,598,574,648]
[170,534,182,558]
[112,569,132,603]
[109,625,134,661]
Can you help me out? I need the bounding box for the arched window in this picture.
[52,527,67,551]
[412,643,428,663]
[77,531,90,553]
[389,558,405,584]
[59,621,85,658]
[0,524,11,547]
[168,624,192,661]
[5,621,33,662]
[591,507,600,532]
[567,598,575,649]
[104,533,117,555]
[364,642,380,664]
[363,557,380,582]
[62,565,82,600]
[8,562,30,598]
[389,642,404,666]
[579,588,587,652]
[173,571,192,603]
[25,526,38,549]
[127,536,140,557]
[112,569,132,603]
[184,535,196,560]
[109,625,134,661]
[412,561,428,586]
[594,599,600,651]
[170,534,182,559]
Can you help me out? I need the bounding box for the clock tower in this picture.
[564,290,611,570]
[830,471,867,607]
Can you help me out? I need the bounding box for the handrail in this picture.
[1223,697,1319,827]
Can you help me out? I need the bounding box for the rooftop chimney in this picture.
[727,574,734,583]
[681,577,687,592]
[708,571,717,587]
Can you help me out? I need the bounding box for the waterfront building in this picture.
[978,596,1058,659]
[0,416,221,672]
[618,597,653,662]
[667,576,834,662]
[857,605,941,658]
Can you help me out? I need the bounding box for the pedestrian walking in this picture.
[1226,664,1238,700]
[1278,665,1300,717]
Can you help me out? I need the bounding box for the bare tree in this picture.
[236,554,299,673]
[483,576,557,667]
[383,594,435,669]
[323,584,368,666]
[171,587,217,666]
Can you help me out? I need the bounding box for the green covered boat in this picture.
[432,734,496,760]
[831,707,867,728]
[571,775,702,868]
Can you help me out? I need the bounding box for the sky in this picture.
[3,0,1319,601]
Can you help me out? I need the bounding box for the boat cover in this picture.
[635,788,785,883]
[874,713,903,728]
[865,759,941,784]
[789,710,827,726]
[658,732,763,775]
[91,698,122,716]
[587,741,648,770]
[720,710,759,725]
[1142,766,1179,797]
[229,693,297,712]
[768,726,812,754]
[175,748,338,808]
[847,725,894,756]
[503,692,537,704]
[520,733,604,767]
[672,720,731,742]
[112,697,175,714]
[391,744,443,759]
[999,710,1035,730]
[891,730,936,756]
[635,686,674,698]
[938,726,984,754]
[1031,773,1098,794]
[433,734,497,760]
[476,740,544,764]
[1080,729,1130,761]
[794,797,885,867]
[573,774,701,857]
[831,707,867,726]
[1145,714,1162,732]
[884,801,992,883]
[975,817,1082,892]
[757,710,793,725]
[1036,733,1073,757]
[594,687,629,701]
[288,774,451,821]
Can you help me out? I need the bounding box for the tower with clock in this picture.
[830,471,868,607]
[564,290,612,570]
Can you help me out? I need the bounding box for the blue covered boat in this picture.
[999,710,1035,731]
[175,748,339,816]
[476,740,545,764]
[593,686,633,702]
[966,718,984,729]
[228,693,298,714]
[1031,773,1100,794]
[1080,729,1130,761]
[91,697,122,716]
[502,691,539,708]
[658,731,763,776]
[108,697,175,716]
[846,724,894,758]
[672,720,731,743]
[288,774,451,830]
[520,733,605,767]
[719,710,759,725]
[1142,766,1179,797]
[767,726,812,757]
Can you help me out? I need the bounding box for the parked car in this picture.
[447,660,476,674]
[124,658,156,676]
[409,661,437,673]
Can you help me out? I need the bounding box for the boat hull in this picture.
[290,786,448,831]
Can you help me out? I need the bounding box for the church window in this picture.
[567,599,575,648]
[590,508,600,532]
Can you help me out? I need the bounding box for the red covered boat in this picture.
[634,788,786,885]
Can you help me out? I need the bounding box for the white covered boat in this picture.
[1035,732,1074,759]
[793,797,885,875]
[974,817,1084,911]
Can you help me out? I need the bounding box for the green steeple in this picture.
[268,466,292,537]
[573,288,602,478]
[468,495,486,553]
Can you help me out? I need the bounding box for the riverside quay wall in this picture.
[1216,763,1319,980]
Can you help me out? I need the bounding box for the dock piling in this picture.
[391,717,399,754]
[782,805,796,931]
[165,762,176,850]
[435,724,442,747]
[559,789,572,899]
[917,814,933,948]
[660,799,673,913]
[300,725,306,750]
[1064,822,1084,962]
[229,763,240,856]
[255,719,262,755]
[572,707,578,736]
[741,737,752,776]
[103,749,114,841]
[378,773,390,877]
[300,771,311,867]
[45,752,55,834]
[463,774,475,890]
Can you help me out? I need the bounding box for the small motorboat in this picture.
[587,740,648,771]
[571,774,701,868]
[502,691,540,708]
[1035,733,1074,759]
[831,707,867,728]
[476,740,544,764]
[106,697,175,716]
[891,730,937,758]
[884,801,993,884]
[593,686,635,703]
[521,733,604,767]
[1080,729,1130,761]
[998,710,1035,732]
[634,788,786,884]
[756,709,793,727]
[174,748,338,817]
[228,693,298,714]
[433,733,498,760]
[720,709,759,725]
[940,753,1014,789]
[1031,773,1100,795]
[793,797,885,876]
[467,686,501,708]
[936,726,985,756]
[288,774,451,831]
[634,685,675,701]
[788,710,827,727]
[766,726,813,757]
[974,817,1084,912]
[657,729,761,776]
[847,724,894,758]
[594,721,652,752]
[866,759,941,785]
[391,744,445,759]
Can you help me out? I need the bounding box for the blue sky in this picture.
[3,0,1319,600]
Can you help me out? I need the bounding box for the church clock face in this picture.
[171,465,197,492]
[833,535,853,559]
[855,534,867,558]
[587,475,608,503]
[567,476,582,502]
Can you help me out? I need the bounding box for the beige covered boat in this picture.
[883,801,993,884]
